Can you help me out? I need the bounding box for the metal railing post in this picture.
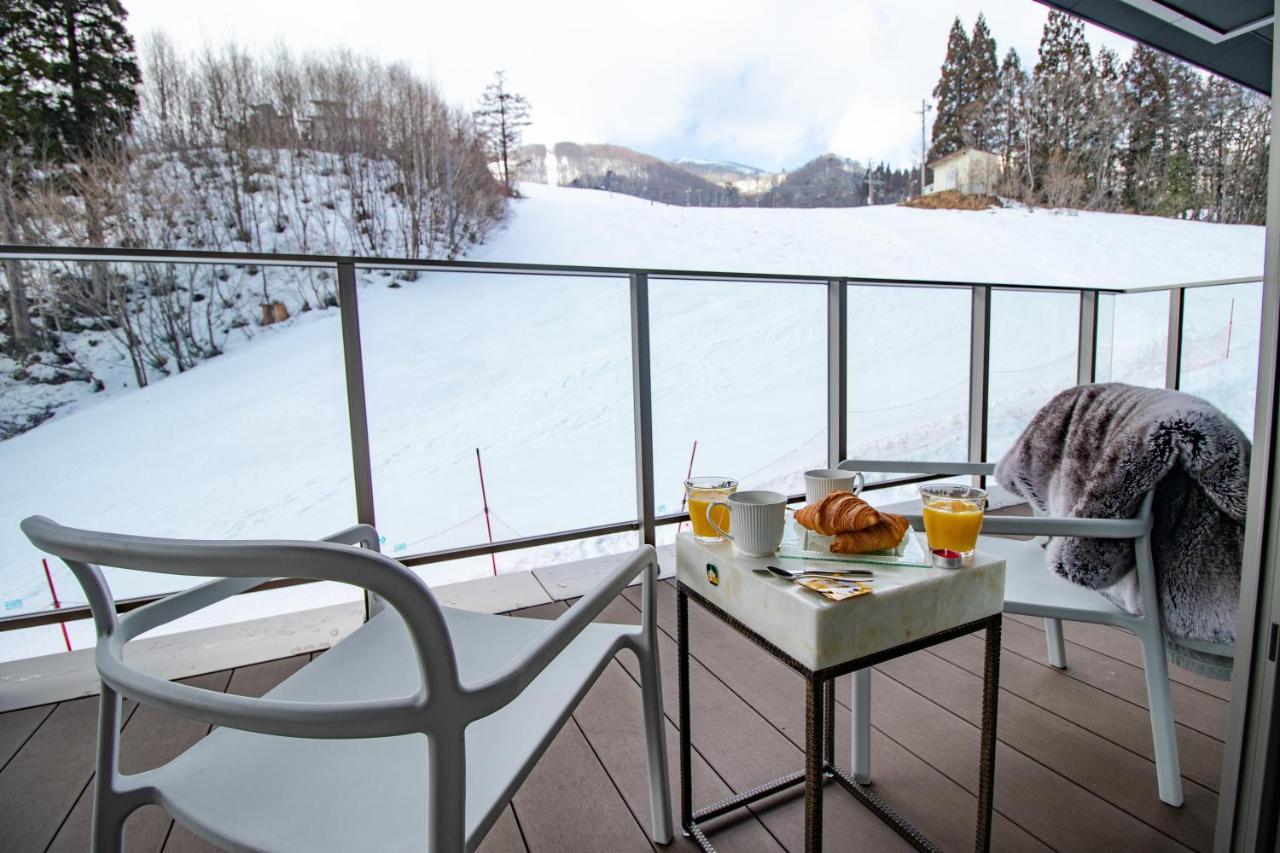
[1166,287,1185,389]
[630,273,657,546]
[337,261,376,529]
[828,279,848,467]
[1077,290,1099,384]
[968,286,992,477]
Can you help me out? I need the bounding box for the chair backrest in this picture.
[21,516,461,738]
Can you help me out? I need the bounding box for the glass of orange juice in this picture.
[685,477,738,542]
[919,484,987,566]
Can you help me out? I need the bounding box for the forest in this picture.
[929,10,1270,223]
[1,1,507,435]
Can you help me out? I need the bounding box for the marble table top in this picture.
[676,532,1006,672]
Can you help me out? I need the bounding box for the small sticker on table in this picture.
[706,563,720,586]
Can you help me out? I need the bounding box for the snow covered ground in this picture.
[1,184,1264,659]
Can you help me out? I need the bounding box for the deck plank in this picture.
[578,596,788,852]
[626,583,1091,852]
[867,668,1192,852]
[929,631,1224,792]
[0,694,137,853]
[1005,613,1234,701]
[0,702,53,770]
[0,579,1228,853]
[512,719,655,853]
[476,806,528,853]
[619,584,1045,852]
[877,644,1217,851]
[507,600,664,853]
[47,670,233,853]
[997,617,1227,741]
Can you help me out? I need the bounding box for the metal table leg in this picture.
[678,587,693,837]
[975,614,1002,853]
[676,583,1000,853]
[805,674,825,852]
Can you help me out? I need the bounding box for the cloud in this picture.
[122,0,1140,170]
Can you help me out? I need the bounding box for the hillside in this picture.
[517,142,726,205]
[516,143,921,207]
[0,145,505,439]
[0,183,1263,659]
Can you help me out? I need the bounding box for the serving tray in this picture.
[776,516,930,567]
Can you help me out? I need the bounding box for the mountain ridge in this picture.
[516,142,919,208]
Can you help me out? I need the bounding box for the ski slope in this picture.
[1,185,1264,658]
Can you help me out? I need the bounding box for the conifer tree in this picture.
[1123,44,1173,212]
[1081,45,1127,208]
[0,0,50,348]
[47,0,140,160]
[474,71,531,196]
[994,49,1025,170]
[1030,10,1096,201]
[961,13,1000,151]
[929,17,970,163]
[1033,11,1095,150]
[0,0,140,346]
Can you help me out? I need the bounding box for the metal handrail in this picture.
[0,241,1262,636]
[0,243,1260,292]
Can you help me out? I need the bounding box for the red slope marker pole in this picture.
[475,448,498,576]
[42,559,72,652]
[677,440,699,534]
[1225,298,1235,359]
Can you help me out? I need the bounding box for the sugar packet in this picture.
[797,577,872,602]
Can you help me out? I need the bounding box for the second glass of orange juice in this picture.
[919,484,987,565]
[685,477,738,542]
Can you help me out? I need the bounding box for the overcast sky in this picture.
[120,0,1137,172]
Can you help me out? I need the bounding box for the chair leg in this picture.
[639,643,674,843]
[427,730,467,851]
[1138,631,1184,807]
[850,668,871,784]
[1044,617,1068,669]
[640,584,674,843]
[91,687,128,853]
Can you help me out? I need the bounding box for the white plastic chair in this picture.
[835,459,1184,807]
[21,516,674,851]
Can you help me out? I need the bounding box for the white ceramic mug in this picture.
[804,468,865,503]
[706,490,787,557]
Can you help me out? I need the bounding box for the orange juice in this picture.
[688,497,731,539]
[921,498,984,553]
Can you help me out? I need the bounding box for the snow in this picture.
[1,184,1264,659]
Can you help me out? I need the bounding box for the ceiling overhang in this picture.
[1037,0,1273,94]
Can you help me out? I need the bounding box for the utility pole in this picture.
[865,162,884,205]
[915,98,932,195]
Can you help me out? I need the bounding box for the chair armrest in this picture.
[469,546,657,714]
[120,523,383,641]
[838,459,997,477]
[323,523,381,551]
[898,512,1150,540]
[22,516,452,738]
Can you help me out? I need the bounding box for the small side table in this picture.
[676,533,1006,853]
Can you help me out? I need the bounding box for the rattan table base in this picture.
[677,582,1001,853]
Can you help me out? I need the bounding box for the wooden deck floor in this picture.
[0,581,1228,852]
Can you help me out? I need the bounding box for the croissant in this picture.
[794,492,881,536]
[830,512,910,554]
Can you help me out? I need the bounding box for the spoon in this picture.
[758,565,874,581]
[765,564,873,578]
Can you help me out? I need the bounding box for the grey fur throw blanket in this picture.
[995,383,1247,680]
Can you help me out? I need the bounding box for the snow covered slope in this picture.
[1,184,1263,660]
